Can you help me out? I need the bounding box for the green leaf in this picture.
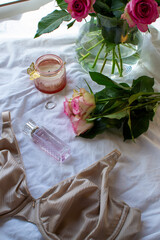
[148,110,155,121]
[80,116,123,139]
[102,117,122,129]
[145,104,157,117]
[123,116,149,140]
[89,71,130,90]
[131,76,154,94]
[127,109,134,141]
[95,87,123,99]
[103,109,128,119]
[97,14,124,44]
[111,0,125,18]
[128,92,142,105]
[97,13,120,28]
[80,119,107,138]
[57,0,68,9]
[119,82,130,88]
[93,102,109,115]
[155,0,160,5]
[111,0,126,9]
[123,109,154,140]
[128,92,152,105]
[102,100,127,115]
[93,0,112,17]
[153,102,159,115]
[89,13,97,17]
[89,13,96,17]
[67,20,76,29]
[93,99,117,115]
[34,10,72,38]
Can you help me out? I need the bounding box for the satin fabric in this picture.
[0,111,141,240]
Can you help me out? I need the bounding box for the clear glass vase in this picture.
[76,17,143,79]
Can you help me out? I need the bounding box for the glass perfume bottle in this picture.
[23,119,71,162]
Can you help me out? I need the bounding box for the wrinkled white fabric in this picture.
[0,2,160,240]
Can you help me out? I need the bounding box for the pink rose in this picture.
[70,115,94,135]
[71,95,95,118]
[64,88,96,135]
[71,97,81,115]
[121,0,160,32]
[65,0,96,22]
[64,98,72,117]
[70,88,96,118]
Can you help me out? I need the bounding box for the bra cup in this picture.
[114,206,141,240]
[37,150,127,240]
[0,112,31,219]
[0,138,19,158]
[0,148,29,218]
[0,149,8,171]
[38,177,100,240]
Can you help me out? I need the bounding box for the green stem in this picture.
[88,99,160,121]
[97,94,160,103]
[115,59,121,76]
[111,46,116,74]
[79,52,90,62]
[117,44,123,77]
[131,99,160,110]
[79,39,104,62]
[100,51,108,74]
[124,43,137,52]
[101,102,127,115]
[83,36,99,45]
[76,33,102,51]
[83,78,93,94]
[92,42,105,68]
[127,109,135,142]
[131,92,160,98]
[97,96,128,102]
[115,51,119,59]
[87,39,104,51]
[76,46,83,51]
[77,35,102,51]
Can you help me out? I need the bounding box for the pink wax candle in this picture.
[34,54,66,94]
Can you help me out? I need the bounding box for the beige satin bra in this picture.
[0,111,141,240]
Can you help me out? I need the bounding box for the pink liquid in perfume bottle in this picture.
[31,127,70,162]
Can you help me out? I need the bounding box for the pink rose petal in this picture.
[65,0,94,22]
[121,0,160,32]
[70,115,94,135]
[64,98,72,117]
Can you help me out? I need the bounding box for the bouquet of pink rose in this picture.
[64,72,160,140]
[35,0,160,77]
[35,0,160,37]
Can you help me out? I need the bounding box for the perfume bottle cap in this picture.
[23,119,39,137]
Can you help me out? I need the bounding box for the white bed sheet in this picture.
[1,2,160,240]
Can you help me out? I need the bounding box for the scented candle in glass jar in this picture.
[34,54,66,94]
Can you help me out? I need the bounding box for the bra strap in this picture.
[2,111,11,126]
[1,111,12,138]
[1,111,21,162]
